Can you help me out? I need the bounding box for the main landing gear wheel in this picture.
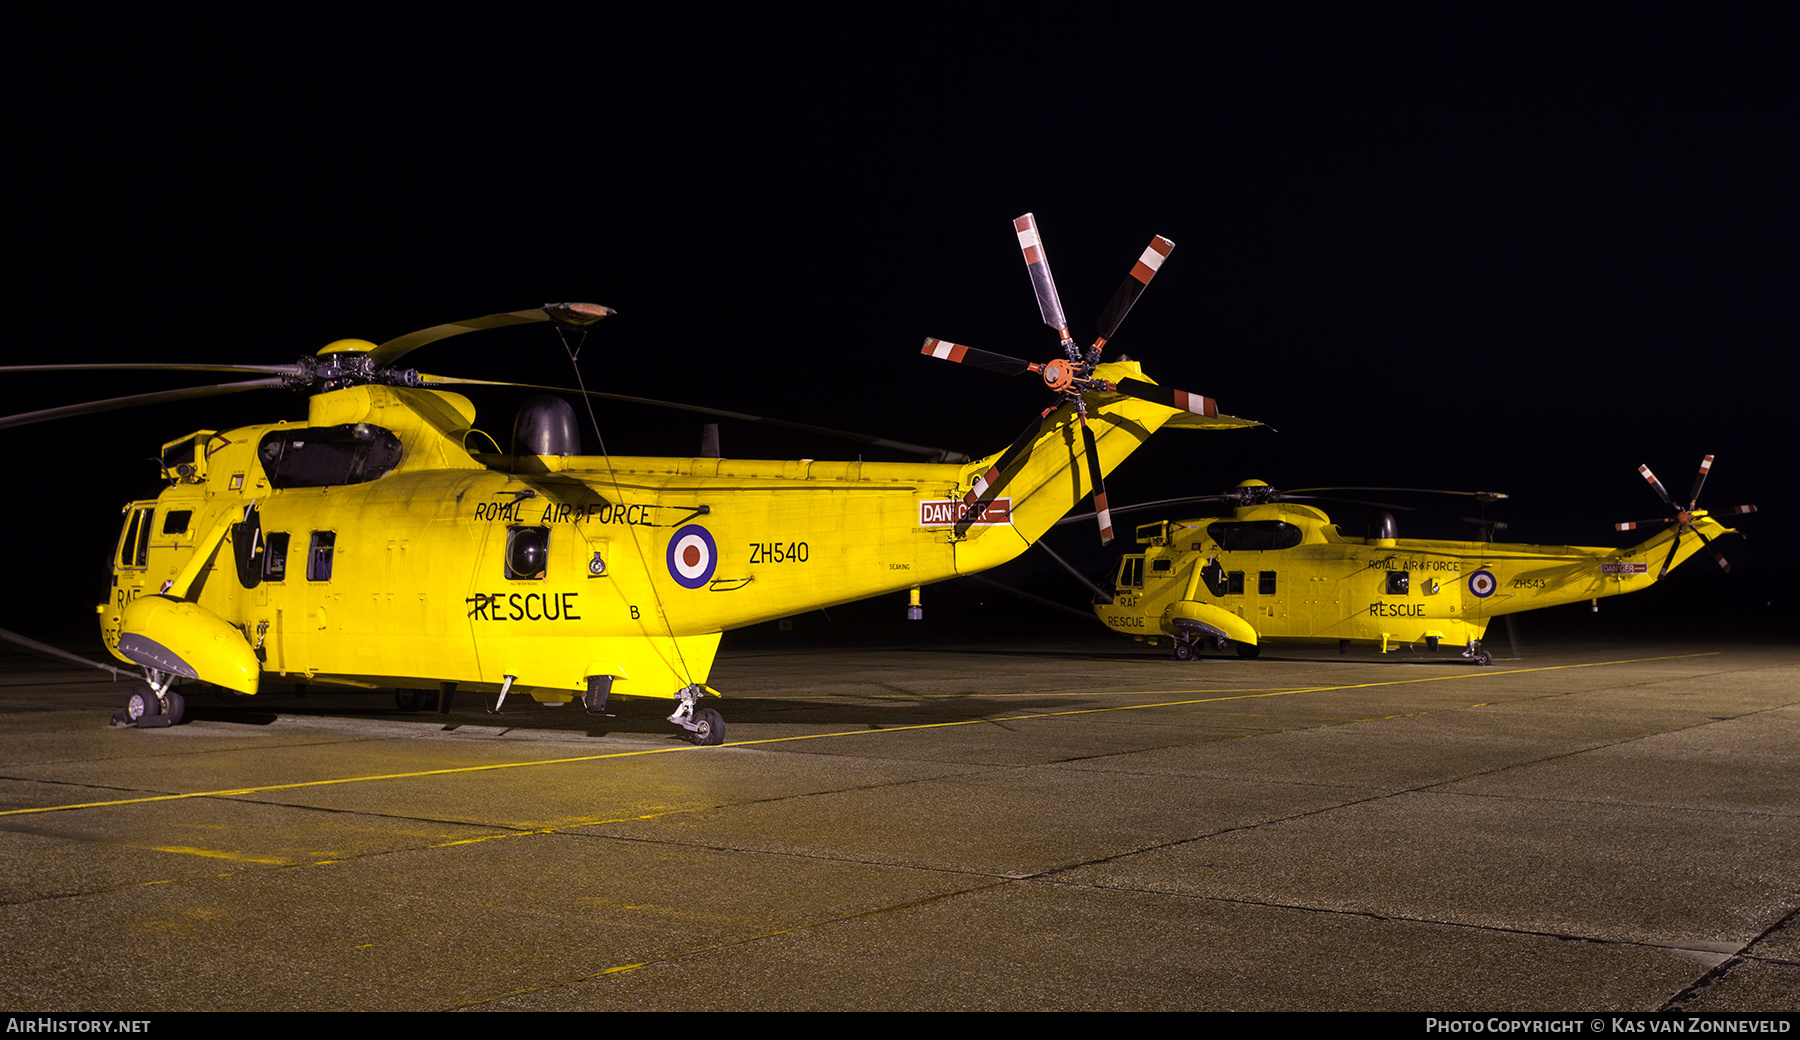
[393,689,438,712]
[162,690,187,726]
[1235,642,1261,659]
[1465,643,1492,666]
[1172,640,1198,662]
[691,707,725,746]
[669,686,725,745]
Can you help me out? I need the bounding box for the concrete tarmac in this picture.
[1,634,1796,1011]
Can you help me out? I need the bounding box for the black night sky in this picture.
[6,6,1793,642]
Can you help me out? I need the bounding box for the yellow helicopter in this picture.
[2,215,1254,741]
[1087,463,1755,665]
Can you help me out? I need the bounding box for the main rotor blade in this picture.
[1638,464,1673,505]
[1095,235,1175,345]
[1013,214,1072,346]
[1062,491,1503,527]
[1058,494,1239,524]
[0,362,299,376]
[920,338,1036,377]
[0,627,132,679]
[1076,408,1114,545]
[372,302,615,367]
[1284,486,1509,502]
[420,374,968,463]
[0,378,287,430]
[1030,540,1114,604]
[1687,454,1714,507]
[955,406,1055,537]
[961,573,1105,623]
[1283,495,1422,513]
[1109,377,1218,418]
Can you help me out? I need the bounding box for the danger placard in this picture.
[918,499,1013,527]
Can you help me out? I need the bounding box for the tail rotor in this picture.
[922,214,1222,545]
[1615,455,1756,578]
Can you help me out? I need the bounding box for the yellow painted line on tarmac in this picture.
[0,650,1717,819]
[149,845,287,864]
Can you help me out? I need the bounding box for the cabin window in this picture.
[505,526,550,580]
[1259,571,1277,595]
[1117,557,1144,590]
[263,532,290,581]
[1151,557,1172,575]
[1206,520,1303,552]
[1386,570,1409,595]
[1226,570,1245,595]
[118,507,153,568]
[161,510,192,535]
[307,531,336,582]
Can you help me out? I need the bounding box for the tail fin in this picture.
[952,361,1256,572]
[1617,513,1740,581]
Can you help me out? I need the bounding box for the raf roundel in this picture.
[667,524,718,589]
[1467,568,1497,598]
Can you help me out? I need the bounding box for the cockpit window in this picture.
[118,507,153,568]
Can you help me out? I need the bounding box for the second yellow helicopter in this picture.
[1091,462,1754,665]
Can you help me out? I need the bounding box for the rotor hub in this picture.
[1041,359,1081,392]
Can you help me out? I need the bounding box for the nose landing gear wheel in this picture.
[122,683,178,728]
[126,684,159,723]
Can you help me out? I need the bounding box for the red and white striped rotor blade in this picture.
[961,407,1051,509]
[1013,213,1069,340]
[1687,454,1714,507]
[1095,235,1175,345]
[1638,464,1673,505]
[1688,523,1732,572]
[1111,377,1218,418]
[920,338,1036,377]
